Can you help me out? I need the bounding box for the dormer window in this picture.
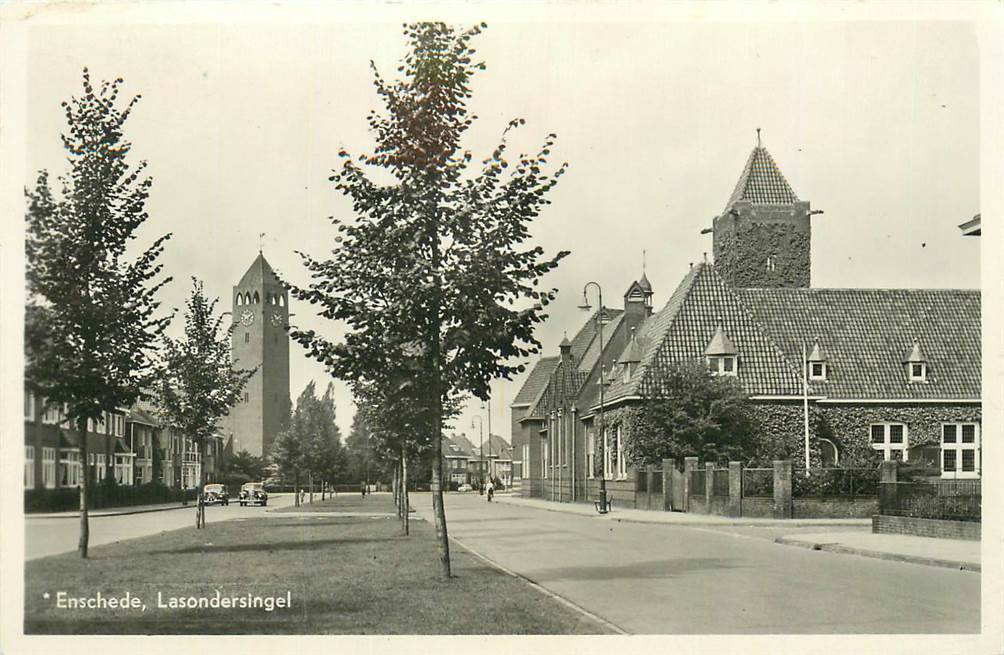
[704,324,738,377]
[807,341,827,381]
[904,340,928,384]
[708,355,737,376]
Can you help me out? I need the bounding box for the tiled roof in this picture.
[726,146,799,208]
[511,357,559,406]
[737,287,981,400]
[443,434,476,459]
[576,313,624,373]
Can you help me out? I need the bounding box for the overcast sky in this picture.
[22,16,981,444]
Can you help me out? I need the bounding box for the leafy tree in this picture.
[25,70,172,558]
[344,410,371,484]
[153,278,256,528]
[627,361,757,466]
[224,449,268,482]
[288,22,568,578]
[270,381,341,506]
[302,382,345,498]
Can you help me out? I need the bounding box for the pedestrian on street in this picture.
[486,478,494,502]
[299,488,305,505]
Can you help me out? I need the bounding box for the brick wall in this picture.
[794,497,877,519]
[872,515,981,541]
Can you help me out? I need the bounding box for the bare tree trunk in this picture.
[402,447,409,536]
[77,417,90,559]
[197,439,207,529]
[309,473,314,504]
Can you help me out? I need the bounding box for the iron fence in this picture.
[742,468,773,497]
[689,469,706,497]
[791,467,880,498]
[881,480,981,522]
[712,469,730,497]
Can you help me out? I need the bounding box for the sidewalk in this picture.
[493,495,980,572]
[775,532,980,572]
[25,501,192,519]
[493,494,869,527]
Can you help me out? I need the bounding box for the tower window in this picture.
[766,255,776,272]
[244,332,250,344]
[243,392,249,403]
[236,294,243,306]
[253,291,260,304]
[279,296,285,307]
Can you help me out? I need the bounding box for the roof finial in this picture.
[756,127,761,147]
[642,249,647,274]
[259,232,265,254]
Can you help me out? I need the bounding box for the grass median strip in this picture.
[25,494,606,634]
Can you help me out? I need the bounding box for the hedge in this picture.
[25,481,195,513]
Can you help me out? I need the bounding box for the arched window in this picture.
[236,294,243,307]
[244,292,252,305]
[818,439,839,467]
[253,291,260,304]
[279,295,285,307]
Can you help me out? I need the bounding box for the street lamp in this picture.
[579,282,610,511]
[472,415,484,492]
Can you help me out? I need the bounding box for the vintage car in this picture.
[239,482,268,507]
[203,483,229,506]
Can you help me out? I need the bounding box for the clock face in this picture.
[270,312,284,327]
[240,310,254,326]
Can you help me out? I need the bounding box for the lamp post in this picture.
[578,282,609,511]
[472,414,484,493]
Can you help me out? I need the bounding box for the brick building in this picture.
[511,138,981,507]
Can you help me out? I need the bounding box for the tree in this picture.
[302,382,345,501]
[627,361,757,466]
[288,22,568,578]
[25,69,172,558]
[344,410,371,484]
[225,449,268,482]
[153,278,256,528]
[270,381,340,507]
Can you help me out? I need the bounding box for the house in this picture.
[511,138,981,506]
[473,434,514,488]
[442,433,477,487]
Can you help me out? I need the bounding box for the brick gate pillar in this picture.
[773,460,793,519]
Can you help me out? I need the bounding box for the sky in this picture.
[20,15,982,445]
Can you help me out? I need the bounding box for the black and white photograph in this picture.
[1,2,1002,653]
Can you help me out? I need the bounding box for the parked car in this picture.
[457,483,473,492]
[203,483,229,506]
[239,482,268,507]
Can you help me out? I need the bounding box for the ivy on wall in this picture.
[714,220,810,288]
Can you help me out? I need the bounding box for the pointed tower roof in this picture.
[725,140,799,209]
[637,272,653,293]
[559,333,572,349]
[238,252,280,288]
[904,340,927,363]
[704,324,738,356]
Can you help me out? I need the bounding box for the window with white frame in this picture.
[809,362,827,381]
[586,430,595,479]
[941,423,980,478]
[522,444,529,479]
[541,438,549,478]
[41,400,62,425]
[603,428,612,480]
[616,425,627,479]
[708,356,738,376]
[870,423,908,461]
[42,447,57,488]
[25,446,35,488]
[115,455,132,484]
[908,362,927,383]
[96,453,106,481]
[24,391,35,421]
[60,449,80,487]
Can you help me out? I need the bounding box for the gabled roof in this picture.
[726,145,799,209]
[704,325,738,356]
[738,287,980,400]
[511,357,559,407]
[238,252,281,288]
[443,433,476,459]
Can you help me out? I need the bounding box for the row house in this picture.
[472,434,514,488]
[24,389,225,492]
[511,138,981,507]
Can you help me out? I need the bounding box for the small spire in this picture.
[559,332,571,349]
[259,232,265,254]
[703,252,707,263]
[642,249,647,274]
[756,127,761,147]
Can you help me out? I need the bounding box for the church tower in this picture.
[228,252,291,457]
[711,134,817,288]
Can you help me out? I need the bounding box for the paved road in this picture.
[415,493,980,634]
[25,493,297,560]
